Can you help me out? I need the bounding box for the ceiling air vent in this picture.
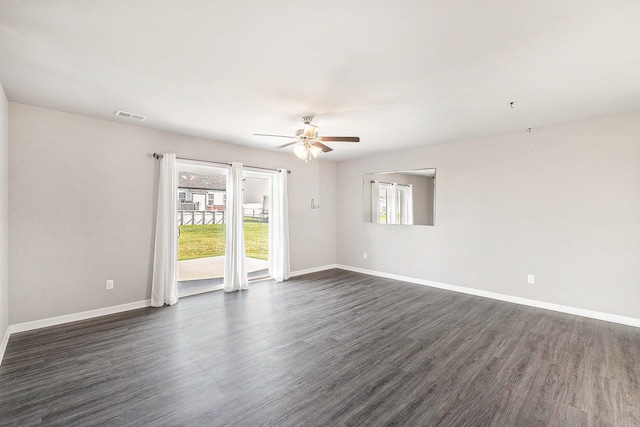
[114,110,147,121]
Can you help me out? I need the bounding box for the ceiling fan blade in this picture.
[254,133,298,139]
[275,141,299,149]
[319,136,360,143]
[312,142,333,153]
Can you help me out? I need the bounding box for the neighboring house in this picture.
[177,171,270,223]
[177,171,226,211]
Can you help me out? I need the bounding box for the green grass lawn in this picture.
[178,219,268,261]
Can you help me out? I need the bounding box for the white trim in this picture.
[4,263,638,367]
[336,265,640,328]
[179,284,223,298]
[9,300,152,334]
[0,326,10,365]
[289,264,338,277]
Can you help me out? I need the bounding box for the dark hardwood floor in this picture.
[1,269,639,426]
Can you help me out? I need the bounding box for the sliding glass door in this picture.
[175,161,275,297]
[242,170,272,281]
[176,161,228,297]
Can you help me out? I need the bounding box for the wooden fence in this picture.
[177,208,268,226]
[178,210,225,225]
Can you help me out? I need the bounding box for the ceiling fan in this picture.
[254,116,360,162]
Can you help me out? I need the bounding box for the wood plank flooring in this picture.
[1,269,640,426]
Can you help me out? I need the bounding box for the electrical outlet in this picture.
[363,252,368,259]
[527,275,534,284]
[106,280,114,290]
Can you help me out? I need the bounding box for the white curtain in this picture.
[371,180,380,223]
[151,153,178,307]
[388,183,398,224]
[224,162,248,292]
[269,169,290,282]
[405,184,414,225]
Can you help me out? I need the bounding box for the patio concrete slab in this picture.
[177,256,268,281]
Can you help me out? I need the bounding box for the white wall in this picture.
[0,83,9,345]
[10,100,640,326]
[8,103,336,324]
[337,110,640,319]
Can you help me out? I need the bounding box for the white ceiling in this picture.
[1,1,640,161]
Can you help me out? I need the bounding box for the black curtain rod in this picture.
[371,180,411,187]
[152,153,291,174]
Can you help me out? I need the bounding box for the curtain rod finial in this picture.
[153,153,164,159]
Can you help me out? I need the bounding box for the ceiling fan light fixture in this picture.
[256,115,359,161]
[293,144,309,160]
[309,145,323,158]
[293,143,323,162]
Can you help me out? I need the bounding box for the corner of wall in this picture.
[0,82,9,365]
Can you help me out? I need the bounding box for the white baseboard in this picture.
[0,326,9,366]
[336,264,640,328]
[3,267,337,341]
[3,263,638,367]
[290,264,338,277]
[8,299,152,335]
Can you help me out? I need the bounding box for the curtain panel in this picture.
[151,153,179,307]
[268,169,290,282]
[371,180,380,223]
[223,162,248,292]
